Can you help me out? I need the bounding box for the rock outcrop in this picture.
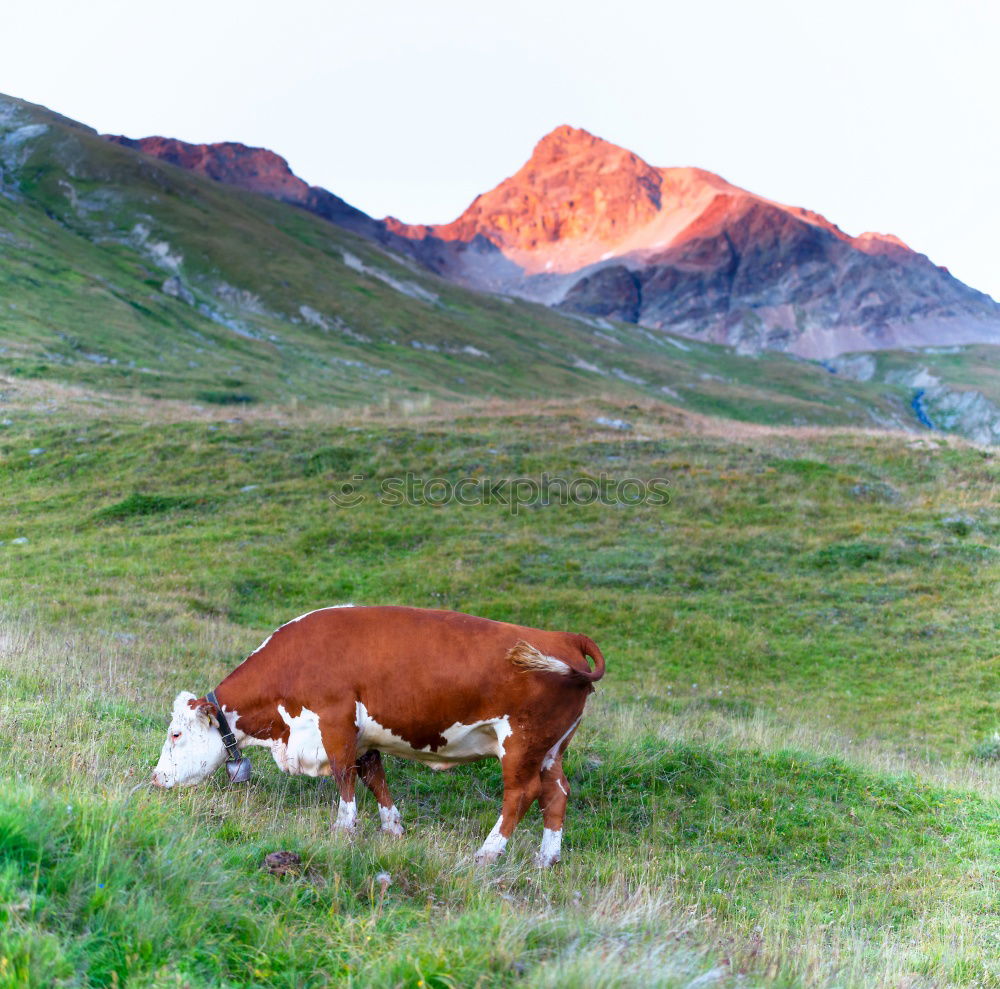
[104,134,381,239]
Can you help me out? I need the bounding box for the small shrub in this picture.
[195,390,256,405]
[972,732,1000,761]
[850,481,901,503]
[941,515,975,537]
[9,363,51,378]
[303,446,362,476]
[810,541,884,569]
[94,492,207,521]
[770,458,836,479]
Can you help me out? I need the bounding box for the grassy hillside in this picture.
[0,92,960,436]
[2,377,999,986]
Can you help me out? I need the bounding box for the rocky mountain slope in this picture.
[106,122,1000,360]
[387,126,1000,359]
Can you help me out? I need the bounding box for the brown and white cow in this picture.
[152,605,605,866]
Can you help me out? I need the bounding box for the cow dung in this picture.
[263,851,302,876]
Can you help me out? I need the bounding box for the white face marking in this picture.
[541,716,582,772]
[535,828,562,868]
[275,704,330,776]
[247,604,355,658]
[474,815,507,863]
[334,798,357,831]
[379,804,404,836]
[151,691,228,787]
[355,702,512,766]
[556,779,568,796]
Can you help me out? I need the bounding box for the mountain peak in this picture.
[526,125,657,177]
[387,125,678,268]
[530,125,609,161]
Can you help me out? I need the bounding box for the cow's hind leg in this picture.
[475,755,542,864]
[358,750,404,837]
[536,754,570,867]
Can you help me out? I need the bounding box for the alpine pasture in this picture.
[2,379,999,987]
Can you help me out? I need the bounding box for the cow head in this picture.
[152,691,229,787]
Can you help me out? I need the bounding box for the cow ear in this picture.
[187,697,220,728]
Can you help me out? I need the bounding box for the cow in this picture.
[152,605,605,866]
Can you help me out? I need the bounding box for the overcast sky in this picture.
[4,0,998,298]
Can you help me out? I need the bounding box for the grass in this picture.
[2,375,1000,986]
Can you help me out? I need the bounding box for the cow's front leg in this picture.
[320,720,360,833]
[358,750,403,836]
[332,769,358,833]
[475,756,542,864]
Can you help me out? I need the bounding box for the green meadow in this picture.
[2,376,999,987]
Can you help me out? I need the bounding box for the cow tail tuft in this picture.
[506,637,606,684]
[507,640,572,675]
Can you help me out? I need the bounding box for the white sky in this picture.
[4,0,999,299]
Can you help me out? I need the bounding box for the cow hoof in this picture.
[379,806,404,837]
[331,823,357,836]
[474,850,502,865]
[535,828,562,868]
[333,799,358,833]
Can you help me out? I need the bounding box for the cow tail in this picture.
[507,637,606,684]
[572,634,606,683]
